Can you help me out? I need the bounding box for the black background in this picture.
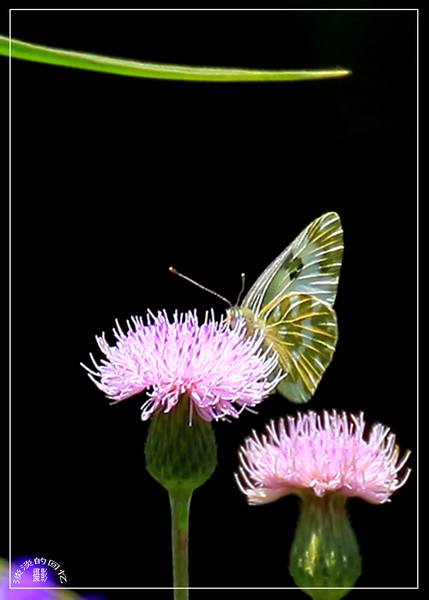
[8,7,417,594]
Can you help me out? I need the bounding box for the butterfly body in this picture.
[227,211,343,404]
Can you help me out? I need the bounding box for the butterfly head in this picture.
[226,305,257,333]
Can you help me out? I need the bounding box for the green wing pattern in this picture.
[242,212,343,314]
[261,293,338,403]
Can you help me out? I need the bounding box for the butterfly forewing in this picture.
[261,293,338,403]
[227,211,343,403]
[242,212,343,315]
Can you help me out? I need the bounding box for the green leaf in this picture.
[0,35,351,82]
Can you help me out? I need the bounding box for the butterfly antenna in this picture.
[235,273,246,305]
[169,267,233,308]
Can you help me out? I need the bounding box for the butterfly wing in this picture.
[261,293,338,403]
[242,212,343,315]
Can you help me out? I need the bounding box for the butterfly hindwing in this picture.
[260,293,338,403]
[242,212,343,315]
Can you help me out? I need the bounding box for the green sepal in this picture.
[145,394,217,495]
[289,492,362,600]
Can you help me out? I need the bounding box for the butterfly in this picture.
[227,212,344,403]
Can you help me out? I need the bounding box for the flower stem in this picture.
[169,490,192,599]
[145,394,217,594]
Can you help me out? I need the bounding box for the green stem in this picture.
[169,490,192,599]
[0,35,351,82]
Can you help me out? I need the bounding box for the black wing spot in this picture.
[289,257,304,281]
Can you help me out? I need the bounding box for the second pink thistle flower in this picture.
[235,410,411,598]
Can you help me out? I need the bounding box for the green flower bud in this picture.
[145,394,217,495]
[289,492,362,600]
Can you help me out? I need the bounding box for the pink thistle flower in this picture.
[236,410,411,597]
[81,310,282,422]
[235,410,411,505]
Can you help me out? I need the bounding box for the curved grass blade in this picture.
[0,36,351,83]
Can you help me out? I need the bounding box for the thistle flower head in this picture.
[236,409,411,505]
[82,310,282,422]
[236,410,412,598]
